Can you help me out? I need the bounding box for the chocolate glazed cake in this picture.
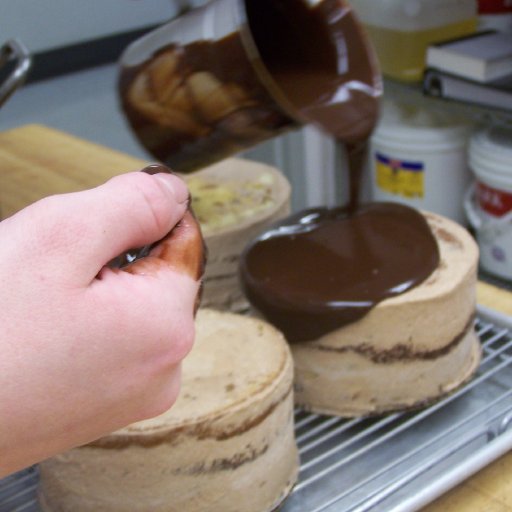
[240,208,481,416]
[39,310,298,512]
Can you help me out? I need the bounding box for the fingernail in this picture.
[141,164,173,176]
[154,173,189,204]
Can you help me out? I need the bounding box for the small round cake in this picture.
[38,309,298,512]
[185,158,290,312]
[241,207,481,416]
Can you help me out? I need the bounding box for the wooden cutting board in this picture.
[0,124,511,511]
[0,124,148,218]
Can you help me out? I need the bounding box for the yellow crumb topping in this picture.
[187,173,276,234]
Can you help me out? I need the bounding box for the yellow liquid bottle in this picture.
[349,0,478,83]
[365,18,477,82]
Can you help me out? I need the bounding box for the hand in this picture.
[0,168,203,477]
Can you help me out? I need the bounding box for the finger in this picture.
[4,166,190,285]
[126,209,206,280]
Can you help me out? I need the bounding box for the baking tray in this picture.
[1,304,512,512]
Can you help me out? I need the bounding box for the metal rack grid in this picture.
[1,305,512,512]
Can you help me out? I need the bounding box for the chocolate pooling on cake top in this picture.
[240,203,440,343]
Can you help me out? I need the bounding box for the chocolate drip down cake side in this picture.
[240,204,481,417]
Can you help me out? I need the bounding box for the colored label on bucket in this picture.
[479,0,512,14]
[375,152,424,198]
[476,181,512,217]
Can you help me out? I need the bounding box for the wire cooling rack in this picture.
[282,305,512,512]
[1,305,512,512]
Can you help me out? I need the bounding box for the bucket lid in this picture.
[372,100,472,147]
[469,123,512,184]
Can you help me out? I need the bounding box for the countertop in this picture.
[0,124,511,511]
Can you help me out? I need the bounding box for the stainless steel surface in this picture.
[1,305,512,512]
[0,39,31,108]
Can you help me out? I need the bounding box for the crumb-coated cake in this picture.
[185,158,290,312]
[241,205,481,416]
[38,309,298,512]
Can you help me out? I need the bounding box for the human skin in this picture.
[0,169,202,477]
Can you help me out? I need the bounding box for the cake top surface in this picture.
[184,158,290,236]
[113,309,291,437]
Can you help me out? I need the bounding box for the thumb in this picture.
[2,165,190,286]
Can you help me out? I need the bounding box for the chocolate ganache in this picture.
[238,1,440,342]
[240,204,440,343]
[246,0,380,145]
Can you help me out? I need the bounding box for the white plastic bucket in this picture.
[465,124,512,281]
[369,101,473,224]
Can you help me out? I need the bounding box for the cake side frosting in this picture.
[291,212,481,416]
[39,310,299,512]
[293,327,480,416]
